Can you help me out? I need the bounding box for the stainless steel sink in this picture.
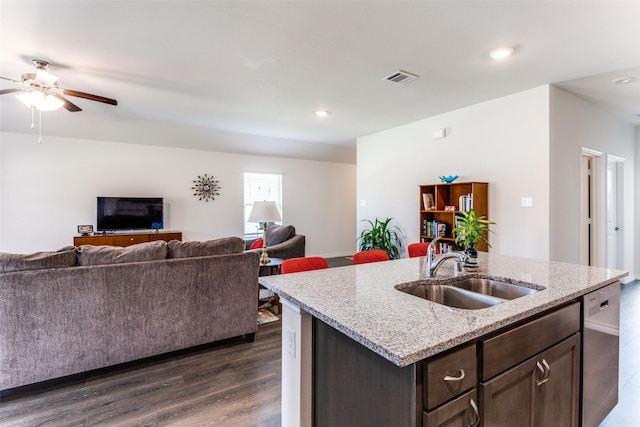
[399,284,503,310]
[447,277,538,300]
[397,277,542,310]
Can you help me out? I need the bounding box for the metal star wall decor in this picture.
[191,174,221,202]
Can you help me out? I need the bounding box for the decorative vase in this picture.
[464,244,479,270]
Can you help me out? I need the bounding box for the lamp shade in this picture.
[248,201,282,223]
[17,91,64,111]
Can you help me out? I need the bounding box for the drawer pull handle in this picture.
[536,359,551,386]
[444,369,465,382]
[469,398,479,427]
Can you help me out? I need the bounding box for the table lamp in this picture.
[248,201,282,264]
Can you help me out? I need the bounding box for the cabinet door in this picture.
[481,333,580,427]
[480,357,537,427]
[424,389,479,427]
[536,333,580,427]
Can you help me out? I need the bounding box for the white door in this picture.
[606,157,624,270]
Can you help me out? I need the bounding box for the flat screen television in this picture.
[97,197,164,231]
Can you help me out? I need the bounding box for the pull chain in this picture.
[30,105,35,129]
[38,110,42,143]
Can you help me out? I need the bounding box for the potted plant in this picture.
[358,217,403,260]
[453,209,495,268]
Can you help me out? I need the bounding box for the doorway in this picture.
[580,149,601,266]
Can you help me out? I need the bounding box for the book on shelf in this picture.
[422,193,435,210]
[422,220,449,239]
[458,193,473,211]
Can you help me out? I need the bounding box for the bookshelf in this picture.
[419,182,489,252]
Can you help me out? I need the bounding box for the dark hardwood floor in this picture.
[1,277,637,426]
[0,322,282,427]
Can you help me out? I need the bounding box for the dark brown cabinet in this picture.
[74,231,182,247]
[480,333,580,427]
[313,303,582,427]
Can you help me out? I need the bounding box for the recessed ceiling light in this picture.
[612,76,634,85]
[315,110,330,118]
[489,47,515,60]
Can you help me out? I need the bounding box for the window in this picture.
[244,172,283,236]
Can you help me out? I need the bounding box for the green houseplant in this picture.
[453,209,495,268]
[358,217,403,260]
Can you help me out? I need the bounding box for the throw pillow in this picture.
[249,238,263,250]
[167,237,245,258]
[76,240,167,266]
[265,224,296,246]
[0,246,77,273]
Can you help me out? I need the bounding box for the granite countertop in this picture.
[258,253,627,367]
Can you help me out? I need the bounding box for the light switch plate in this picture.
[521,197,533,207]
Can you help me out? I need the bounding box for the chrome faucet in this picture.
[426,236,467,278]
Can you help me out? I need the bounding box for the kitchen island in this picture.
[259,253,627,427]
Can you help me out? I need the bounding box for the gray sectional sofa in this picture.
[0,237,260,391]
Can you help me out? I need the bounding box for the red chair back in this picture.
[408,242,430,258]
[353,249,390,265]
[281,256,329,274]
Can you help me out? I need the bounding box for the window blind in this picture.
[244,172,283,236]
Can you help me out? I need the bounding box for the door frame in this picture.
[580,148,603,267]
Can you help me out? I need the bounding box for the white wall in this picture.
[357,86,551,260]
[0,132,357,256]
[549,87,637,280]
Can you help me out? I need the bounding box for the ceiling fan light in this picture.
[16,91,63,111]
[38,95,64,111]
[35,69,59,86]
[17,91,37,108]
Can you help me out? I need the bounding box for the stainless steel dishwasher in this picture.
[581,281,620,427]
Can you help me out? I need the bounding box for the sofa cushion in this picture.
[167,237,245,258]
[266,224,296,246]
[0,246,77,273]
[76,240,168,266]
[249,238,264,250]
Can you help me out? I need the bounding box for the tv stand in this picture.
[73,231,182,247]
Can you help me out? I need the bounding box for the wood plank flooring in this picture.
[1,279,638,426]
[0,322,282,427]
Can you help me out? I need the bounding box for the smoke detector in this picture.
[384,70,419,85]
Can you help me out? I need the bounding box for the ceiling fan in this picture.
[0,59,118,112]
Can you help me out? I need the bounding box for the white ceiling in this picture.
[1,1,639,164]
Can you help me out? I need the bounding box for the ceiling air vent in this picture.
[384,70,419,85]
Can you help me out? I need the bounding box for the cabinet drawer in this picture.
[423,388,478,427]
[424,343,477,410]
[480,302,580,380]
[113,234,149,246]
[149,232,182,242]
[74,235,114,246]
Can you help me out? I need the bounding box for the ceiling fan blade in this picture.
[62,88,118,106]
[0,88,25,95]
[53,94,82,112]
[0,76,21,84]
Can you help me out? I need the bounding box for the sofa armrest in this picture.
[246,234,305,259]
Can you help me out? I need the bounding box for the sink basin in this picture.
[399,284,502,310]
[397,277,542,310]
[447,278,538,300]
